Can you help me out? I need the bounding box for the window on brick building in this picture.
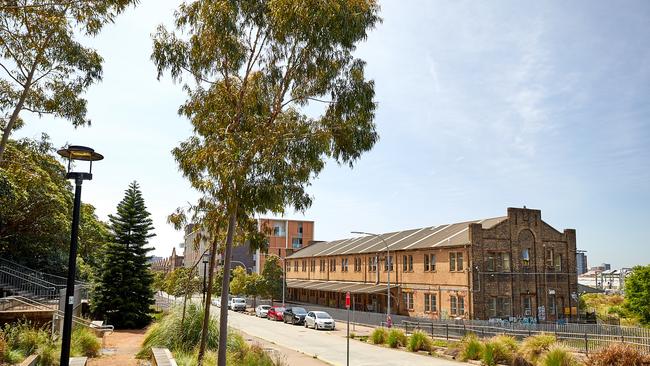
[330,258,336,272]
[554,254,562,272]
[488,298,497,318]
[342,258,349,272]
[523,296,532,316]
[403,292,414,311]
[450,296,457,315]
[354,257,361,272]
[459,296,465,315]
[403,255,408,272]
[384,255,393,272]
[402,255,413,272]
[273,221,285,237]
[287,261,291,272]
[522,248,530,267]
[302,260,306,272]
[424,254,430,271]
[497,297,511,317]
[408,255,413,271]
[457,253,463,271]
[546,248,554,268]
[450,252,463,271]
[368,256,377,272]
[502,253,511,272]
[450,253,456,271]
[294,261,298,272]
[424,293,437,312]
[487,253,496,272]
[310,259,316,272]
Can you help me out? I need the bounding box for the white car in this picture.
[304,311,335,330]
[211,297,222,307]
[255,305,271,318]
[229,297,247,311]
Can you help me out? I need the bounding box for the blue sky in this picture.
[14,0,650,268]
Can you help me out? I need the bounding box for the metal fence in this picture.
[401,319,650,355]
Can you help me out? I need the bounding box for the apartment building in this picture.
[285,207,578,323]
[182,219,315,276]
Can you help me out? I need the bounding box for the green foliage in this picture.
[624,265,650,325]
[370,328,388,345]
[484,335,518,365]
[164,267,201,298]
[229,266,248,296]
[0,137,108,275]
[139,304,219,356]
[37,341,60,366]
[0,331,7,362]
[261,255,283,301]
[387,329,407,348]
[406,330,432,352]
[4,349,23,364]
[91,181,155,328]
[585,342,650,366]
[0,0,138,161]
[3,320,48,357]
[520,333,557,365]
[71,327,101,357]
[459,333,483,361]
[539,345,578,366]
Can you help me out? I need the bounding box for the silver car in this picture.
[255,304,271,318]
[304,311,335,330]
[229,297,247,311]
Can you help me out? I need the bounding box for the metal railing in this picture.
[402,319,650,355]
[0,258,88,303]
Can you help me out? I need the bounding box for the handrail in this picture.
[0,269,57,291]
[0,258,70,282]
[1,265,67,288]
[0,258,87,286]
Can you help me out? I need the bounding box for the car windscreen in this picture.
[234,299,246,303]
[293,307,307,314]
[261,305,271,309]
[315,312,332,319]
[276,307,285,312]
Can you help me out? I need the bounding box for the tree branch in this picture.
[0,61,25,87]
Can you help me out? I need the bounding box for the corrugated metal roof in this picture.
[286,279,399,294]
[287,216,507,259]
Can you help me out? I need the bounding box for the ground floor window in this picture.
[458,296,465,315]
[424,293,436,312]
[402,292,414,311]
[450,296,458,315]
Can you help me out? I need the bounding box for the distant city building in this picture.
[576,251,588,275]
[181,218,315,277]
[578,267,632,292]
[150,247,184,273]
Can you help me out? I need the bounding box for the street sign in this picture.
[345,291,350,309]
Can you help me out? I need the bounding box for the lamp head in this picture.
[57,145,103,181]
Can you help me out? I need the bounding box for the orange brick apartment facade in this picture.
[256,218,314,273]
[285,208,578,322]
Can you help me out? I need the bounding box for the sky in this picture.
[13,0,650,269]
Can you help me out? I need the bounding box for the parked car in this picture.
[283,307,308,325]
[229,297,247,311]
[212,297,222,307]
[267,306,285,321]
[255,305,271,318]
[305,311,335,330]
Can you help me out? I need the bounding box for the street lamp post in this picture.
[57,145,103,366]
[351,231,391,328]
[202,251,210,305]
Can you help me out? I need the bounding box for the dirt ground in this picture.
[85,327,329,366]
[87,329,148,366]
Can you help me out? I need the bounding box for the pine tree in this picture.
[91,181,155,328]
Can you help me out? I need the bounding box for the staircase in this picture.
[0,258,87,303]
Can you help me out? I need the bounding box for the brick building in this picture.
[285,207,578,322]
[150,247,184,273]
[182,218,315,276]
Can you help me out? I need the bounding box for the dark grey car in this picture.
[283,306,307,325]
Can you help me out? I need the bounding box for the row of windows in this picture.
[287,252,463,273]
[402,293,465,316]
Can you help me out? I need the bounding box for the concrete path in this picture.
[219,306,466,366]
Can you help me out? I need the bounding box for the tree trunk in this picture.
[216,207,238,366]
[197,235,219,365]
[0,64,37,162]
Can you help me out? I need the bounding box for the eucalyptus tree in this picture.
[152,1,380,364]
[0,0,137,161]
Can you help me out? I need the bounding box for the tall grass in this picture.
[139,304,219,357]
[459,333,484,361]
[387,329,407,348]
[407,330,432,352]
[483,335,518,365]
[520,333,557,365]
[369,328,388,345]
[71,326,101,357]
[3,320,49,357]
[0,331,7,362]
[539,345,578,366]
[585,343,650,366]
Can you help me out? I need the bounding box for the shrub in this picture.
[585,342,650,366]
[459,333,484,361]
[539,345,579,366]
[387,329,407,348]
[370,328,388,345]
[71,327,101,357]
[349,332,356,339]
[407,330,432,352]
[3,349,23,364]
[0,331,7,362]
[38,342,60,366]
[4,321,49,356]
[139,304,219,357]
[521,333,557,364]
[431,339,449,348]
[484,335,517,365]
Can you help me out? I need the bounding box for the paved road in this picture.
[217,306,466,366]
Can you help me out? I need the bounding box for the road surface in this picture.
[218,306,466,366]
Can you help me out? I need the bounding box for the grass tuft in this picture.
[520,333,557,364]
[369,327,388,345]
[585,342,650,366]
[459,333,484,361]
[71,326,101,357]
[407,330,432,352]
[387,329,407,348]
[539,345,578,366]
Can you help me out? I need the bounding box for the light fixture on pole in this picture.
[202,251,210,306]
[351,231,392,328]
[57,145,103,366]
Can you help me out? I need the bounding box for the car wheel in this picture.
[314,323,319,330]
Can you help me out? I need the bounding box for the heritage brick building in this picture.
[285,207,578,322]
